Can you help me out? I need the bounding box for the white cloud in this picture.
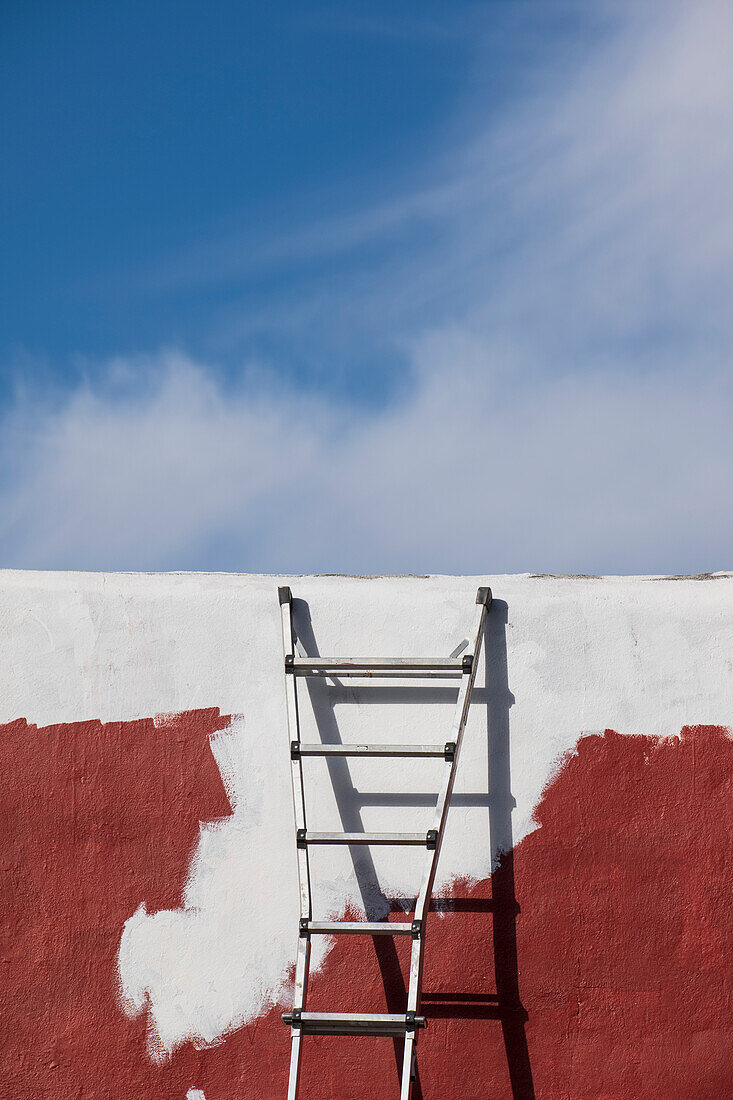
[1,339,730,574]
[1,0,732,574]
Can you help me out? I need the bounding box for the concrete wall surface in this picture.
[1,570,731,1099]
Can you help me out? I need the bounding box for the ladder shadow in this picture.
[290,597,534,1100]
[371,602,534,1098]
[485,599,535,1099]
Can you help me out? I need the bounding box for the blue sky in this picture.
[2,0,485,393]
[1,0,732,573]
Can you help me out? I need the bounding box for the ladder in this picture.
[278,585,492,1099]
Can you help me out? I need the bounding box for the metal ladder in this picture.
[278,585,492,1099]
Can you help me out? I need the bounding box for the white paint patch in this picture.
[0,571,731,1057]
[117,716,333,1060]
[186,1090,206,1100]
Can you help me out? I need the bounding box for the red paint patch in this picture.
[2,723,731,1099]
[0,709,233,1099]
[191,726,733,1099]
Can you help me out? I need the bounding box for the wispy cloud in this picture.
[2,0,732,573]
[148,0,733,362]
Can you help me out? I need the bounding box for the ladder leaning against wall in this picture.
[278,585,492,1100]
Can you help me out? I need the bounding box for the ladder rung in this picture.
[289,656,467,677]
[295,743,449,758]
[282,1011,427,1036]
[306,920,414,936]
[299,831,432,846]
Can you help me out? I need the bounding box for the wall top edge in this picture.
[0,568,730,585]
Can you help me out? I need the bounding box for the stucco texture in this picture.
[0,571,731,1098]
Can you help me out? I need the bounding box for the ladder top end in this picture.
[476,586,492,608]
[278,585,293,605]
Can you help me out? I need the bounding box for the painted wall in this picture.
[1,571,731,1099]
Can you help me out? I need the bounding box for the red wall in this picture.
[1,717,731,1098]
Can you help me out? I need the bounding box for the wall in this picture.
[1,570,731,1099]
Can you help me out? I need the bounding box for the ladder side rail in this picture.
[400,588,490,1100]
[400,1030,417,1100]
[414,590,489,924]
[286,1023,306,1100]
[279,586,312,1100]
[398,671,474,1100]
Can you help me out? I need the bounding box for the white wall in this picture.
[2,569,731,1056]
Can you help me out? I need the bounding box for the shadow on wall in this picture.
[291,597,534,1100]
[486,600,535,1100]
